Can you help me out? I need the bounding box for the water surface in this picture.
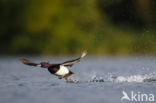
[0,56,156,103]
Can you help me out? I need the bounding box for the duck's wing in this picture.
[60,51,87,67]
[20,58,40,67]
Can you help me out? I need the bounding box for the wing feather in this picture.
[20,58,40,66]
[61,51,87,67]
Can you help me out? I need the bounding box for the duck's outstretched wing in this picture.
[20,58,40,67]
[60,51,87,67]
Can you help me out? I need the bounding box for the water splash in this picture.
[71,73,156,83]
[88,75,104,82]
[111,73,156,83]
[115,75,145,83]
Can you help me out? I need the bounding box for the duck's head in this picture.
[40,62,50,68]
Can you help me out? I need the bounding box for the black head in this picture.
[40,62,50,68]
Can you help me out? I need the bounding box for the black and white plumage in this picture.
[20,51,87,82]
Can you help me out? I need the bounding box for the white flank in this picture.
[55,65,69,76]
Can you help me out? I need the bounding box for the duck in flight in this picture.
[20,51,87,82]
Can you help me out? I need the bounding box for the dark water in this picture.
[0,56,156,103]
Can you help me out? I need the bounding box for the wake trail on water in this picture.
[71,73,156,83]
[114,73,156,83]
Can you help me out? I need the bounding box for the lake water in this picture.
[0,56,156,103]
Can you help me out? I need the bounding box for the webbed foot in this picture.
[65,77,74,83]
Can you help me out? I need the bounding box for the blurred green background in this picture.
[0,0,156,55]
